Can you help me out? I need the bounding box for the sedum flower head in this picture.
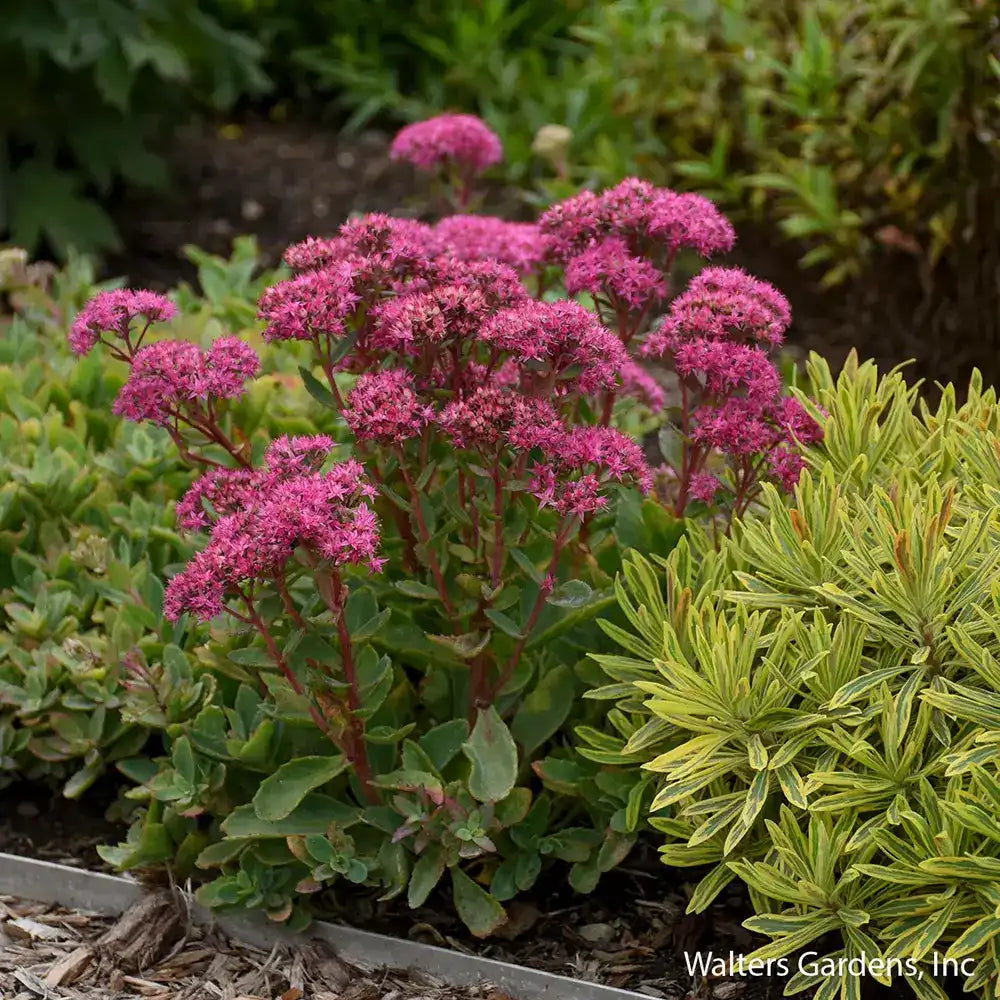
[647,266,791,351]
[565,236,666,310]
[619,360,665,412]
[540,179,735,262]
[529,426,652,515]
[165,444,381,621]
[343,369,434,444]
[430,215,548,276]
[112,336,259,426]
[390,114,503,175]
[479,300,628,393]
[438,386,562,453]
[70,289,176,355]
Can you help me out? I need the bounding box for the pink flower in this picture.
[619,361,665,412]
[373,259,527,354]
[164,457,382,621]
[70,289,176,355]
[343,370,434,444]
[283,236,350,273]
[205,337,260,397]
[692,398,784,456]
[258,260,360,342]
[176,467,258,531]
[112,336,259,426]
[776,397,824,445]
[647,192,737,259]
[265,435,338,475]
[438,387,562,452]
[689,473,723,504]
[336,214,434,277]
[666,339,782,403]
[540,179,735,262]
[565,237,666,311]
[390,114,503,175]
[529,426,652,515]
[690,395,822,487]
[648,267,791,350]
[430,216,548,275]
[768,447,808,492]
[479,301,628,393]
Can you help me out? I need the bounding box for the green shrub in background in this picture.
[597,352,1000,998]
[219,0,999,291]
[0,1,267,257]
[566,0,1000,287]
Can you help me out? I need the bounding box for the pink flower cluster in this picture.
[344,370,434,444]
[641,266,820,503]
[428,215,548,276]
[70,289,176,356]
[530,427,652,516]
[564,236,666,312]
[113,336,259,426]
[389,114,503,175]
[175,435,336,531]
[479,300,628,394]
[540,178,736,263]
[643,267,791,353]
[372,259,527,356]
[165,439,381,621]
[438,386,562,453]
[619,361,665,412]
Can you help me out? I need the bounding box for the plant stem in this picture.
[397,454,455,616]
[327,571,378,804]
[243,597,335,742]
[489,515,575,701]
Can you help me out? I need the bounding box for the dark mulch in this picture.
[0,781,122,872]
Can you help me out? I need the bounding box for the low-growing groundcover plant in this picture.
[0,241,309,797]
[596,352,1000,998]
[79,116,821,936]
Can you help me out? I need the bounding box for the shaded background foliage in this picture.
[2,0,1000,383]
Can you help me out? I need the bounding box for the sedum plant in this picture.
[596,350,1000,998]
[80,123,819,934]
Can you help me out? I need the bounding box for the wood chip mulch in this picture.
[0,894,512,1000]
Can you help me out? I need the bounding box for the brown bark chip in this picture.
[95,891,184,972]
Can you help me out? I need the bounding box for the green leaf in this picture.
[408,847,445,908]
[395,580,442,600]
[463,707,518,803]
[252,755,347,821]
[451,867,507,938]
[511,664,574,755]
[547,580,593,608]
[298,366,337,409]
[223,795,356,837]
[10,161,121,257]
[426,630,491,660]
[485,608,524,638]
[419,719,470,771]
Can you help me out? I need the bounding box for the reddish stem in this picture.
[243,599,335,742]
[398,455,455,616]
[326,571,378,804]
[489,516,576,701]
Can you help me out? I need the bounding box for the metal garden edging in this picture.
[0,853,649,1000]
